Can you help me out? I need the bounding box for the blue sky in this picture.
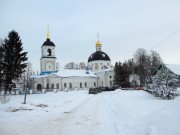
[1,0,180,72]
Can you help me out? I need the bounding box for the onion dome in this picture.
[88,51,110,62]
[42,26,55,46]
[42,39,55,46]
[96,41,102,47]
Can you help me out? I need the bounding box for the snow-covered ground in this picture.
[0,90,180,135]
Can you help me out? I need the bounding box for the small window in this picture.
[102,81,103,86]
[47,49,51,56]
[94,82,96,87]
[64,83,66,88]
[85,82,87,87]
[95,63,98,70]
[110,76,112,79]
[80,83,82,88]
[69,83,72,89]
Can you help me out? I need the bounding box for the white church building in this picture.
[32,29,114,92]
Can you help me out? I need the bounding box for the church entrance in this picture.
[37,84,42,91]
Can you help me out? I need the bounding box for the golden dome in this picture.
[96,41,102,47]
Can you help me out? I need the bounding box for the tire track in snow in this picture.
[28,94,103,135]
[92,92,121,135]
[59,94,104,135]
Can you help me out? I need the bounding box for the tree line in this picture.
[0,30,28,92]
[64,62,87,70]
[114,48,162,88]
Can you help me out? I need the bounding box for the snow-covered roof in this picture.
[165,64,180,76]
[95,68,114,74]
[31,73,58,79]
[32,70,98,78]
[103,68,114,72]
[56,69,97,78]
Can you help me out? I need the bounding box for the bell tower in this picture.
[40,26,57,73]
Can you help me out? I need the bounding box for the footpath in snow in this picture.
[0,89,180,135]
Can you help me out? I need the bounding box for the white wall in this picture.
[41,46,55,57]
[96,69,114,87]
[88,60,111,72]
[61,77,98,90]
[40,58,56,72]
[33,76,98,92]
[40,46,56,72]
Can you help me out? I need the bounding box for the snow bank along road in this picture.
[0,90,180,135]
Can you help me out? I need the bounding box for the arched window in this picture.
[64,83,66,88]
[80,83,82,88]
[69,83,72,89]
[85,82,87,87]
[102,81,103,86]
[51,83,54,89]
[56,83,59,89]
[47,49,51,56]
[46,83,49,89]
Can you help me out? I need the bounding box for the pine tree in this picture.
[113,62,119,85]
[121,62,131,88]
[114,61,124,86]
[0,40,4,90]
[2,30,28,92]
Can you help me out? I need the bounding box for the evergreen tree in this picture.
[114,62,120,86]
[118,61,123,83]
[121,62,131,88]
[113,62,118,85]
[1,30,28,92]
[0,40,4,90]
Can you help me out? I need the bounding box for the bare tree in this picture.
[74,63,79,70]
[64,62,76,69]
[23,62,34,104]
[64,62,87,70]
[79,62,86,70]
[150,50,162,74]
[133,48,162,86]
[134,48,149,85]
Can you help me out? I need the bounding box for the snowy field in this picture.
[0,89,180,135]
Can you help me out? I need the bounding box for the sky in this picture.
[1,0,180,72]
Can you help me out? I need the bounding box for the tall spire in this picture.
[47,25,50,40]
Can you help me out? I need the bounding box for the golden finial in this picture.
[47,25,50,39]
